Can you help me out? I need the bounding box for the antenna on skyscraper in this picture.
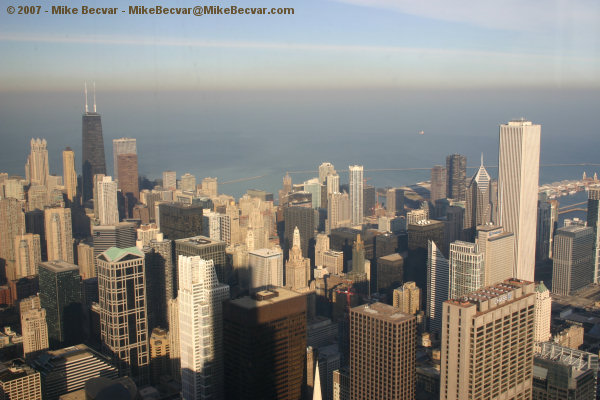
[84,82,89,113]
[481,153,484,167]
[93,81,97,113]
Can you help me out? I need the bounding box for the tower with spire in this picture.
[285,226,311,290]
[81,82,106,202]
[464,154,492,240]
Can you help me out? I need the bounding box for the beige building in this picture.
[0,360,42,400]
[534,281,552,343]
[21,307,48,359]
[44,207,74,263]
[62,147,77,202]
[476,225,515,286]
[350,302,416,400]
[393,281,421,315]
[285,227,310,290]
[553,324,584,350]
[441,279,535,400]
[76,242,95,279]
[149,327,170,384]
[14,233,41,279]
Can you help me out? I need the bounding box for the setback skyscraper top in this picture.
[82,84,106,202]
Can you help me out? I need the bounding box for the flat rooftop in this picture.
[175,236,223,246]
[351,302,413,323]
[39,260,78,272]
[230,288,303,310]
[447,279,534,310]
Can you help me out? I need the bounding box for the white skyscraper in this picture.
[326,174,340,195]
[26,138,49,187]
[427,240,449,336]
[349,165,363,226]
[498,119,541,282]
[534,281,551,343]
[112,138,137,181]
[97,176,119,225]
[163,170,177,190]
[248,247,283,293]
[178,256,229,400]
[449,241,485,299]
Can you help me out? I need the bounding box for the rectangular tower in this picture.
[44,207,74,264]
[498,119,541,282]
[82,102,106,202]
[551,225,595,296]
[349,165,363,225]
[587,187,600,283]
[112,137,137,181]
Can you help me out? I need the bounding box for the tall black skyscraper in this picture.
[82,84,106,202]
[445,154,467,201]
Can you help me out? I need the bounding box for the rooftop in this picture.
[100,247,143,262]
[175,235,223,246]
[39,260,79,273]
[351,302,413,323]
[230,288,303,310]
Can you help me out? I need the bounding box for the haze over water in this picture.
[1,87,599,199]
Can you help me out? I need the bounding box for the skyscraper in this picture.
[464,156,492,240]
[426,240,449,336]
[248,248,283,293]
[283,205,314,259]
[440,279,535,400]
[180,173,196,192]
[498,119,541,282]
[285,227,310,290]
[44,207,74,264]
[82,85,106,202]
[551,225,594,296]
[62,147,77,203]
[21,307,49,359]
[158,203,203,240]
[143,233,174,331]
[475,225,514,286]
[96,175,119,225]
[0,197,25,280]
[448,241,484,299]
[117,153,140,213]
[393,281,421,315]
[430,165,447,204]
[38,260,82,348]
[349,165,363,225]
[350,303,416,400]
[534,281,551,343]
[112,138,137,181]
[97,247,149,384]
[178,256,230,400]
[223,288,306,400]
[175,236,228,284]
[13,233,41,279]
[162,170,177,191]
[587,187,600,283]
[26,138,49,187]
[445,154,466,201]
[319,162,336,184]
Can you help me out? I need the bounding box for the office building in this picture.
[20,307,48,359]
[440,279,535,400]
[327,192,350,233]
[327,174,340,196]
[158,203,203,240]
[112,137,136,181]
[588,187,600,282]
[180,173,196,192]
[465,157,492,239]
[498,119,541,282]
[92,222,137,271]
[552,225,595,296]
[322,250,343,276]
[0,198,26,279]
[97,247,149,384]
[534,281,551,343]
[82,92,107,202]
[168,298,181,382]
[143,234,174,330]
[149,327,170,385]
[30,344,118,400]
[285,227,310,290]
[0,359,42,400]
[350,303,416,400]
[315,233,330,267]
[77,242,94,279]
[26,138,49,187]
[96,175,119,225]
[283,205,314,259]
[248,248,283,293]
[162,170,176,191]
[175,236,228,284]
[536,199,552,262]
[376,253,404,296]
[333,367,349,400]
[445,154,466,201]
[349,165,363,225]
[449,241,484,299]
[393,281,421,314]
[13,233,41,279]
[62,147,77,202]
[363,184,375,218]
[38,260,82,348]
[117,153,140,212]
[223,288,306,400]
[426,240,449,336]
[44,207,74,264]
[178,256,230,400]
[476,225,515,286]
[533,342,598,400]
[430,165,447,204]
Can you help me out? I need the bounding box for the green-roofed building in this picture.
[97,247,149,385]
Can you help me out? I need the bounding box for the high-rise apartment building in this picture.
[350,303,416,400]
[445,154,466,201]
[588,187,600,283]
[430,165,447,204]
[97,247,149,384]
[82,91,106,202]
[26,138,49,187]
[223,288,306,400]
[349,165,363,225]
[38,260,82,348]
[13,233,41,279]
[551,225,595,296]
[248,248,283,293]
[112,138,137,181]
[62,147,77,202]
[319,162,336,184]
[327,192,350,233]
[180,173,196,192]
[498,119,541,282]
[178,256,230,400]
[44,207,74,263]
[0,198,26,279]
[534,281,551,343]
[426,240,449,336]
[393,281,421,314]
[449,241,484,299]
[440,279,535,400]
[476,225,514,286]
[96,175,119,225]
[162,170,177,191]
[327,174,340,196]
[175,236,228,284]
[117,153,140,210]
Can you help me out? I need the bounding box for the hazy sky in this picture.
[1,0,600,91]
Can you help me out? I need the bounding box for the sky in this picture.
[1,0,600,91]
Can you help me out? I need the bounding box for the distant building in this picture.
[162,170,176,191]
[426,240,449,336]
[116,153,140,214]
[26,138,49,187]
[349,165,363,225]
[376,253,403,296]
[62,147,77,203]
[20,307,48,360]
[285,227,310,290]
[588,187,600,282]
[95,176,119,225]
[13,233,41,279]
[112,138,136,181]
[430,165,447,205]
[350,303,416,399]
[158,203,203,240]
[82,102,107,202]
[445,154,466,201]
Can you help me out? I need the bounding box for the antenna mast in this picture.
[93,81,97,112]
[84,82,89,113]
